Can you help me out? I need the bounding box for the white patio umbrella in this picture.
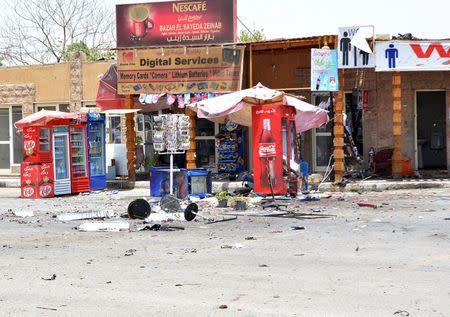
[187,83,328,132]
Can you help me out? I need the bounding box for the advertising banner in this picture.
[375,41,450,71]
[338,26,374,69]
[117,46,244,94]
[116,0,237,47]
[311,49,339,92]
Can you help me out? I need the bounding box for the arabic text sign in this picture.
[117,46,244,94]
[311,49,339,92]
[375,41,450,71]
[116,0,236,47]
[338,26,374,69]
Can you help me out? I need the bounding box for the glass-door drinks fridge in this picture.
[70,125,90,193]
[87,113,106,190]
[53,126,71,195]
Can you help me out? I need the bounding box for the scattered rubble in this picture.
[57,210,116,221]
[41,274,56,281]
[13,210,34,218]
[77,221,129,232]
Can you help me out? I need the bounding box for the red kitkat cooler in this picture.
[38,163,54,198]
[20,163,54,199]
[252,104,297,195]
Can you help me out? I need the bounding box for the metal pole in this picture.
[170,152,174,195]
[329,92,335,181]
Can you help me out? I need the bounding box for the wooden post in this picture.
[249,44,253,87]
[333,70,345,183]
[185,107,197,168]
[392,72,402,177]
[125,94,136,181]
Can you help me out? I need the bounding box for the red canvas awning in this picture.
[14,110,78,130]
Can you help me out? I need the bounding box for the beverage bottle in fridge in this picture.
[258,118,276,188]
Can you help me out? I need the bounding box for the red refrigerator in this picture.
[23,126,53,163]
[252,104,298,195]
[69,124,90,193]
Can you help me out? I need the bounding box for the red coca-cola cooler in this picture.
[23,126,53,163]
[69,124,90,193]
[20,162,55,199]
[252,104,298,195]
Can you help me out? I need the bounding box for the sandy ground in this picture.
[0,187,449,316]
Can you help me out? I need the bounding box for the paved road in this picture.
[0,188,449,316]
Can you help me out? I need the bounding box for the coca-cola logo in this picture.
[259,143,276,157]
[255,109,276,115]
[23,166,33,177]
[40,185,52,197]
[23,134,33,139]
[25,127,36,133]
[23,186,35,198]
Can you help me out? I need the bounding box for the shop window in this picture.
[107,115,122,144]
[195,118,217,169]
[35,104,70,112]
[59,104,70,112]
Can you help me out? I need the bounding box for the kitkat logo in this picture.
[39,185,52,197]
[410,42,450,58]
[23,186,35,198]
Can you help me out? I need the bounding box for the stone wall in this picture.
[0,84,36,117]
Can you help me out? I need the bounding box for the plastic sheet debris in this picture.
[13,210,34,218]
[77,221,129,232]
[145,212,185,222]
[57,210,116,221]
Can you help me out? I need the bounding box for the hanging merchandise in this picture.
[152,114,191,153]
[139,94,147,104]
[166,94,176,106]
[184,93,191,105]
[177,95,185,108]
[145,94,153,104]
[151,94,161,104]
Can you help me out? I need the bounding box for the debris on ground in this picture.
[57,210,116,221]
[393,310,410,316]
[124,249,136,256]
[41,274,56,281]
[138,224,184,231]
[36,307,58,311]
[245,236,256,240]
[357,202,378,209]
[259,264,269,267]
[290,226,305,230]
[77,221,130,232]
[183,248,197,253]
[298,194,320,202]
[127,199,152,219]
[218,304,228,309]
[220,243,244,249]
[13,210,34,218]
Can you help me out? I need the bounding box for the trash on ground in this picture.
[298,194,320,202]
[259,264,269,267]
[124,249,136,256]
[36,307,58,311]
[128,198,152,219]
[41,274,56,281]
[245,236,256,240]
[13,210,34,218]
[77,221,130,232]
[290,226,305,230]
[145,212,185,222]
[205,216,238,224]
[184,248,197,253]
[444,218,450,221]
[220,243,244,249]
[219,304,228,309]
[357,202,378,209]
[139,224,184,231]
[57,210,116,221]
[393,310,410,316]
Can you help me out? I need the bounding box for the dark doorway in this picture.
[416,91,447,169]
